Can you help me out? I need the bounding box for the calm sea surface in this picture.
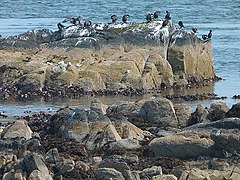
[0,0,240,116]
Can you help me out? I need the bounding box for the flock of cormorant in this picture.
[57,10,212,41]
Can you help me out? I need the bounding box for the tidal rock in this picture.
[2,120,33,140]
[96,168,125,180]
[174,103,193,128]
[28,170,53,180]
[139,166,162,179]
[159,174,178,180]
[179,168,240,180]
[184,118,240,155]
[90,98,108,115]
[139,97,178,128]
[22,153,50,176]
[187,104,209,126]
[149,134,214,159]
[106,138,142,155]
[99,155,136,180]
[45,148,62,164]
[226,102,240,118]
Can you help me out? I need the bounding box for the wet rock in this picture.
[184,118,240,155]
[22,153,51,177]
[174,103,193,128]
[139,166,162,179]
[210,101,229,112]
[2,120,33,140]
[106,138,142,155]
[149,135,214,159]
[179,168,240,180]
[139,97,178,128]
[45,148,62,164]
[226,102,240,118]
[206,101,228,121]
[29,170,53,180]
[107,101,141,122]
[160,174,178,180]
[90,98,108,115]
[112,120,150,140]
[99,155,136,180]
[59,159,75,174]
[187,104,209,126]
[96,168,125,180]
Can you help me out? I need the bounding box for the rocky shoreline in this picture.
[1,97,240,179]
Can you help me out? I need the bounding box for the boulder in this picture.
[139,166,162,179]
[29,170,53,180]
[2,120,33,140]
[107,139,142,155]
[49,108,122,150]
[139,97,178,128]
[184,118,240,155]
[174,103,193,128]
[226,102,240,118]
[158,174,178,180]
[168,30,215,83]
[179,168,240,180]
[187,104,209,126]
[149,134,215,159]
[90,98,108,115]
[99,155,136,180]
[96,168,125,180]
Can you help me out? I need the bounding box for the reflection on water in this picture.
[1,83,239,117]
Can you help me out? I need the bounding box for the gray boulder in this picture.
[174,103,193,128]
[139,97,178,128]
[2,120,33,140]
[149,134,215,159]
[96,168,125,180]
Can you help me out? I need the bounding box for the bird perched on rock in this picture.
[146,14,153,23]
[153,11,160,19]
[208,30,212,39]
[63,17,82,25]
[162,19,169,28]
[57,23,65,31]
[111,15,118,23]
[122,15,130,23]
[165,11,171,20]
[202,30,212,40]
[84,20,92,28]
[178,21,184,29]
[192,27,198,33]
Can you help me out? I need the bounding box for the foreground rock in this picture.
[1,120,33,140]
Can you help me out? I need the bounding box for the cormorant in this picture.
[162,19,169,28]
[57,23,65,31]
[178,21,184,29]
[202,30,212,40]
[111,15,118,23]
[192,27,198,33]
[165,11,171,20]
[208,30,212,39]
[84,20,92,28]
[153,11,160,19]
[146,14,153,23]
[122,15,130,23]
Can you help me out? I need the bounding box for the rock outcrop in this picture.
[0,19,216,99]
